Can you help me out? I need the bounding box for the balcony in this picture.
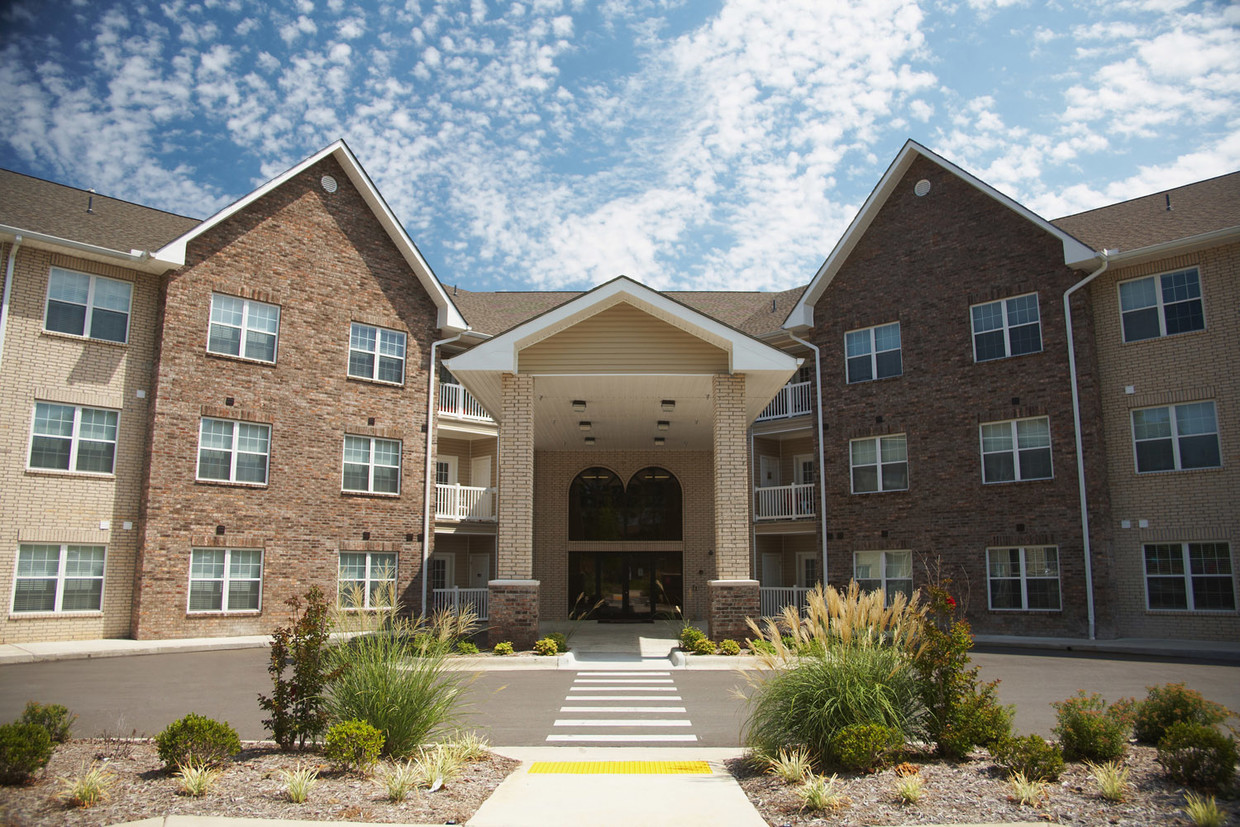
[438,383,493,422]
[756,380,812,421]
[754,483,816,521]
[431,586,489,620]
[435,484,496,521]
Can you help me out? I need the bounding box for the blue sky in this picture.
[1,0,1237,292]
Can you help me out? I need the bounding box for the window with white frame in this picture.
[1144,542,1235,612]
[1131,401,1220,473]
[338,551,397,609]
[854,550,913,604]
[429,554,454,591]
[208,294,280,362]
[29,402,119,474]
[11,544,105,613]
[342,436,401,494]
[980,416,1052,483]
[971,293,1041,362]
[845,322,902,383]
[797,553,820,589]
[1119,268,1205,343]
[197,418,271,484]
[850,434,908,493]
[188,548,262,612]
[44,267,133,344]
[987,546,1061,611]
[348,323,406,384]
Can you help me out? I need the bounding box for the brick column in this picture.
[709,579,760,642]
[491,373,538,646]
[710,373,758,640]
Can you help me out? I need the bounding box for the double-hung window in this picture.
[850,434,908,493]
[1131,401,1220,473]
[971,293,1041,362]
[987,546,1061,611]
[188,548,263,612]
[348,323,406,384]
[854,550,913,604]
[197,418,271,484]
[1119,268,1205,342]
[338,551,397,609]
[208,294,280,362]
[11,544,105,613]
[342,436,401,494]
[1144,542,1235,612]
[44,267,133,343]
[845,322,902,383]
[29,402,119,474]
[980,416,1052,483]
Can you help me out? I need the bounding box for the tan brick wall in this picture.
[713,373,751,580]
[497,374,535,579]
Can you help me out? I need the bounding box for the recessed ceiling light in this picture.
[657,420,669,431]
[578,421,591,431]
[661,400,675,412]
[572,400,587,412]
[654,437,665,446]
[584,437,596,446]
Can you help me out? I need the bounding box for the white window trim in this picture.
[1131,401,1221,474]
[792,454,815,485]
[429,552,455,591]
[1143,541,1235,613]
[844,321,902,383]
[43,266,133,344]
[986,546,1062,612]
[970,292,1042,362]
[347,322,407,385]
[10,544,106,614]
[196,417,271,485]
[27,401,120,476]
[338,551,398,610]
[187,548,264,614]
[979,416,1053,484]
[796,552,820,589]
[849,434,908,494]
[435,456,459,486]
[852,549,913,604]
[1118,267,1206,343]
[342,435,402,495]
[207,293,281,364]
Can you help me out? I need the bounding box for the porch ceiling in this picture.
[533,374,714,451]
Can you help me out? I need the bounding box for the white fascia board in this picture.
[1102,226,1240,268]
[0,225,179,274]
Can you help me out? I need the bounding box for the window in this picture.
[1131,401,1220,473]
[44,267,132,343]
[854,550,913,604]
[11,544,105,613]
[342,436,401,494]
[28,402,119,474]
[197,418,270,484]
[980,416,1052,483]
[1144,543,1235,612]
[1119,268,1205,342]
[971,293,1041,362]
[850,435,908,493]
[338,551,397,609]
[349,323,406,384]
[987,546,1061,610]
[429,554,454,591]
[208,294,280,362]
[845,322,902,383]
[188,548,262,612]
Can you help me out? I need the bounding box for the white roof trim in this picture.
[785,140,1098,330]
[152,140,467,332]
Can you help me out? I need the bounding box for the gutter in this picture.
[0,235,22,369]
[1063,250,1114,641]
[788,331,828,585]
[0,224,166,272]
[421,332,465,617]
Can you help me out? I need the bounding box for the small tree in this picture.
[257,587,338,749]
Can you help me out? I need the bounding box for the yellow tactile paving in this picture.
[527,760,712,775]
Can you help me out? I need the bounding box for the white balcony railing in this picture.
[438,383,493,422]
[760,586,811,618]
[435,484,497,521]
[756,380,813,421]
[754,483,816,521]
[432,586,489,620]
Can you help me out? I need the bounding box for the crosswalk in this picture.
[547,670,697,743]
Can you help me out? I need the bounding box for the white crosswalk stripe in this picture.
[547,670,697,744]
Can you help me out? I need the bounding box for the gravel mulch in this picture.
[728,745,1239,826]
[0,737,518,826]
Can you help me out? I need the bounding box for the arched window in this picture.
[568,466,682,541]
[568,467,624,541]
[626,467,682,541]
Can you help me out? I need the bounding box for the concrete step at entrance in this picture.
[539,620,682,665]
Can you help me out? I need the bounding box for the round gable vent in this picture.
[914,179,931,197]
[321,175,338,193]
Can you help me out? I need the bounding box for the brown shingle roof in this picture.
[1052,170,1240,253]
[0,168,200,253]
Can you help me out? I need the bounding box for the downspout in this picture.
[788,331,828,585]
[422,332,465,617]
[1063,250,1112,640]
[0,235,23,369]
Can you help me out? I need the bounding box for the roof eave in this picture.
[1099,226,1240,269]
[0,224,180,274]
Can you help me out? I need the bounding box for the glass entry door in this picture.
[570,551,682,621]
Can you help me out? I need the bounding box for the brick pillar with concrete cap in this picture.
[490,373,539,648]
[709,372,759,641]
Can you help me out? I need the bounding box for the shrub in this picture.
[748,639,775,656]
[1157,722,1238,791]
[324,719,385,775]
[719,639,741,656]
[691,637,716,655]
[455,640,480,655]
[780,635,798,651]
[492,641,514,656]
[1052,691,1132,762]
[1134,683,1229,745]
[258,587,338,749]
[155,714,241,770]
[991,734,1064,781]
[533,637,558,656]
[828,723,902,772]
[57,761,114,808]
[679,626,708,649]
[894,773,924,805]
[547,632,569,653]
[21,702,76,744]
[0,722,53,785]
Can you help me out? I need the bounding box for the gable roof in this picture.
[784,140,1098,330]
[152,140,467,332]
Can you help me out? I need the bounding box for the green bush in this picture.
[323,719,384,774]
[0,722,54,785]
[1134,684,1229,745]
[990,734,1065,781]
[547,632,569,653]
[1052,691,1132,762]
[154,713,241,770]
[748,639,776,655]
[680,626,708,649]
[455,640,480,655]
[691,637,716,655]
[828,723,902,772]
[258,587,338,749]
[492,641,514,656]
[533,637,558,656]
[20,701,76,744]
[719,639,741,656]
[1157,722,1238,792]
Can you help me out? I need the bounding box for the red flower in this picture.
[946,596,956,608]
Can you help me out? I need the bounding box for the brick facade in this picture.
[487,580,540,649]
[708,579,760,642]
